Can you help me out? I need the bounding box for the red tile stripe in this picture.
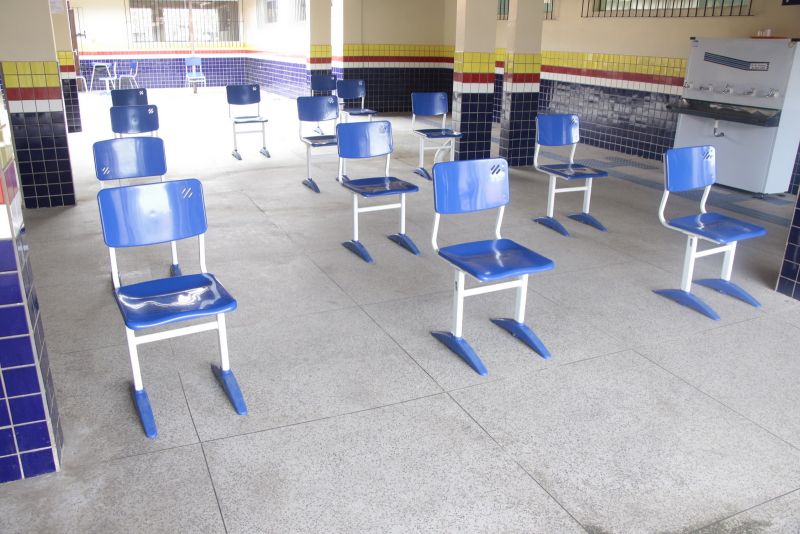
[59,65,76,72]
[496,61,505,68]
[5,87,62,101]
[541,65,683,87]
[505,73,540,83]
[453,72,495,83]
[308,57,332,64]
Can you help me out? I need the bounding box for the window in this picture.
[497,0,556,21]
[257,0,305,26]
[583,0,751,17]
[126,0,241,46]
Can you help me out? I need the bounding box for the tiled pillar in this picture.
[777,191,800,300]
[493,48,506,123]
[0,0,76,208]
[51,6,82,133]
[307,0,332,87]
[452,0,496,161]
[498,0,543,167]
[330,0,359,81]
[0,101,62,484]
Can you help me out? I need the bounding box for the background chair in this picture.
[117,60,139,89]
[97,61,118,92]
[533,114,608,237]
[226,84,270,160]
[93,136,181,277]
[110,104,159,138]
[111,88,148,107]
[654,145,767,320]
[89,61,112,91]
[336,121,420,263]
[430,158,555,376]
[410,92,462,181]
[185,57,206,92]
[97,178,246,439]
[310,74,337,96]
[297,95,339,193]
[336,79,377,122]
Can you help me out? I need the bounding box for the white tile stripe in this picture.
[540,71,681,95]
[453,81,494,94]
[0,205,11,240]
[7,100,64,114]
[502,82,540,94]
[59,72,76,80]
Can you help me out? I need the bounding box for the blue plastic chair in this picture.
[110,104,159,138]
[185,57,206,90]
[97,61,118,91]
[118,60,139,89]
[336,121,420,263]
[336,79,377,122]
[111,88,147,107]
[411,92,462,181]
[533,114,608,236]
[297,96,339,193]
[92,137,181,277]
[430,158,555,375]
[226,84,270,160]
[97,179,246,439]
[654,146,766,320]
[310,74,337,95]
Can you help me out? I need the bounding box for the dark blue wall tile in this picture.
[9,395,46,425]
[14,422,50,452]
[0,307,28,337]
[0,240,16,272]
[0,336,35,369]
[0,428,16,456]
[0,272,23,305]
[20,449,55,478]
[0,455,21,483]
[2,367,40,397]
[0,399,9,427]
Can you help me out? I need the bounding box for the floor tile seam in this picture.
[629,315,776,354]
[198,391,449,446]
[444,390,590,533]
[630,348,800,454]
[688,486,800,533]
[62,440,202,471]
[178,371,230,534]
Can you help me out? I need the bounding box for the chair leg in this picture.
[567,178,607,232]
[259,123,270,158]
[342,194,373,263]
[431,270,487,375]
[653,236,720,320]
[169,241,181,276]
[490,274,551,359]
[211,314,247,415]
[388,193,420,255]
[126,328,157,439]
[414,138,432,180]
[695,242,761,308]
[231,123,241,160]
[534,175,570,236]
[302,144,320,193]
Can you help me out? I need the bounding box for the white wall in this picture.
[69,0,128,52]
[0,0,57,60]
[243,0,309,56]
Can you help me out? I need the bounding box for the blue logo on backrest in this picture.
[181,187,193,199]
[147,107,155,114]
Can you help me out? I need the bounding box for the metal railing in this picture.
[582,0,751,17]
[498,0,556,20]
[126,0,242,46]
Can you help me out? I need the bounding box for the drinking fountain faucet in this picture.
[698,84,713,92]
[719,84,733,95]
[765,88,779,98]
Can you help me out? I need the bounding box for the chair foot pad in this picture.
[343,240,374,263]
[388,233,420,256]
[490,318,551,359]
[695,279,761,308]
[212,365,248,415]
[534,216,570,237]
[231,150,242,161]
[567,212,607,232]
[653,289,720,320]
[302,178,320,193]
[170,264,182,277]
[431,331,488,376]
[260,148,271,158]
[414,167,433,181]
[131,386,158,439]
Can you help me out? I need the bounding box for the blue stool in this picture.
[185,57,206,91]
[297,95,339,193]
[336,121,420,263]
[654,146,766,320]
[92,137,181,277]
[310,74,337,96]
[111,88,147,107]
[97,179,246,439]
[411,92,462,181]
[110,104,159,138]
[431,158,555,375]
[533,114,608,236]
[336,79,377,122]
[227,84,270,160]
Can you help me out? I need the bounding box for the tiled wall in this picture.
[777,193,800,300]
[0,143,62,484]
[57,51,81,133]
[79,56,247,90]
[452,51,495,161]
[790,148,800,196]
[0,61,76,208]
[246,57,308,99]
[498,53,541,167]
[494,48,506,123]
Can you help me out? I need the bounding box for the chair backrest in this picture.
[110,104,159,134]
[336,79,367,100]
[297,96,339,122]
[128,60,138,76]
[412,92,449,117]
[93,137,166,181]
[111,88,148,106]
[185,57,202,72]
[97,178,207,248]
[536,114,580,146]
[336,121,392,159]
[310,74,337,93]
[432,158,510,214]
[227,84,261,106]
[664,145,716,193]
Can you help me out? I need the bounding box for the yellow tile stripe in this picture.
[541,50,686,78]
[57,50,74,66]
[342,44,455,58]
[310,44,332,58]
[505,53,541,75]
[453,51,494,74]
[1,61,61,88]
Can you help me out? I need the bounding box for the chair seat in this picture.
[232,115,268,124]
[343,107,377,116]
[186,73,206,79]
[115,273,237,330]
[301,134,337,147]
[438,239,555,282]
[667,212,767,244]
[538,163,608,180]
[414,128,462,139]
[341,176,419,197]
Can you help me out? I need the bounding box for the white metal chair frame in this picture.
[533,142,594,222]
[411,112,457,173]
[299,111,338,189]
[228,100,270,160]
